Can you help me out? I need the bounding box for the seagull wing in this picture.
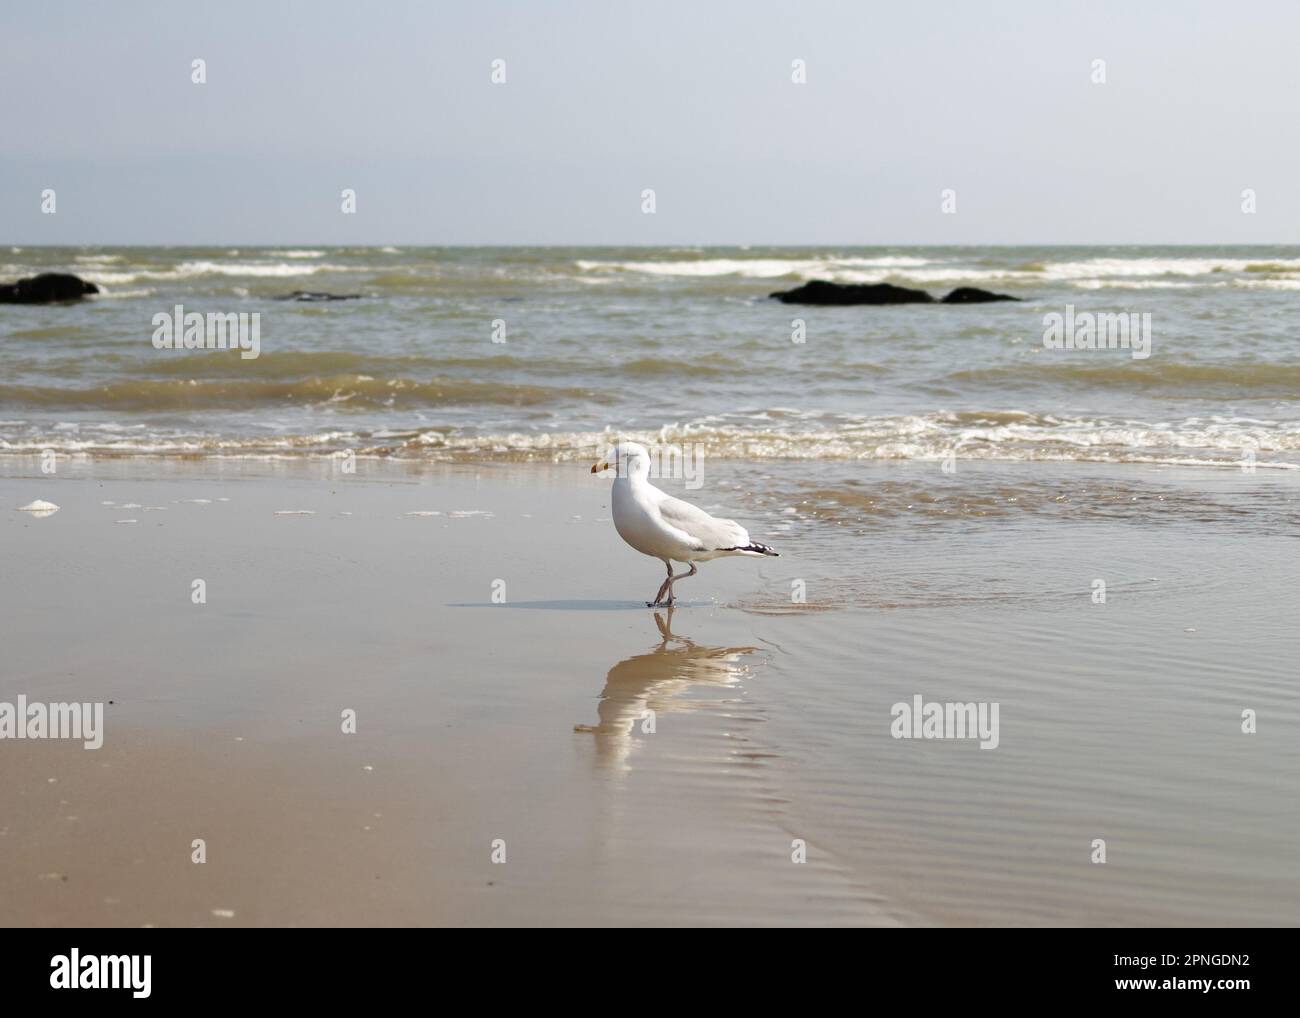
[656,495,750,552]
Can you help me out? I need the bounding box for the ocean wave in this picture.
[1040,257,1300,279]
[402,416,1300,463]
[15,250,1300,298]
[81,261,357,285]
[1233,277,1300,291]
[131,351,456,379]
[571,253,1300,289]
[115,350,742,380]
[0,430,363,457]
[8,413,1294,468]
[92,287,155,299]
[575,256,932,279]
[1067,279,1209,290]
[1067,277,1300,290]
[0,375,594,411]
[947,360,1300,396]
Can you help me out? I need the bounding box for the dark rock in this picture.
[770,280,935,305]
[0,273,99,304]
[940,287,1020,304]
[276,290,363,302]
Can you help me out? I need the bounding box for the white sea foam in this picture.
[92,287,155,299]
[1234,277,1300,291]
[386,415,1300,469]
[82,261,355,285]
[575,256,932,279]
[4,417,1295,468]
[571,253,1300,289]
[1041,257,1300,279]
[1069,279,1208,290]
[832,267,1027,284]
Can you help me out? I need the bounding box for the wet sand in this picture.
[2,458,1297,926]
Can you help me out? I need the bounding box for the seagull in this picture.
[591,441,778,607]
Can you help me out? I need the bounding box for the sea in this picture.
[3,244,1299,469]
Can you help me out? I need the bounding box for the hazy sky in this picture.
[3,0,1297,245]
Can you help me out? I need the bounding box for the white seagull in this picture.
[591,441,778,607]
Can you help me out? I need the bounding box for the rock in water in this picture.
[940,287,1020,303]
[276,290,363,302]
[0,273,99,304]
[771,280,936,305]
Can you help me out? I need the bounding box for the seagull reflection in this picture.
[574,609,759,771]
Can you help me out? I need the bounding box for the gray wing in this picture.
[657,495,750,551]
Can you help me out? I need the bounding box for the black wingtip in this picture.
[731,542,778,556]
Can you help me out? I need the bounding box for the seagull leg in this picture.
[647,561,673,608]
[663,562,698,605]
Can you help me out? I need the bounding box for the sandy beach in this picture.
[3,456,1296,926]
[7,2,1300,990]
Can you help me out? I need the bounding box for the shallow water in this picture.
[3,459,1295,924]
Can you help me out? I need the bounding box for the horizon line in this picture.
[6,241,1300,249]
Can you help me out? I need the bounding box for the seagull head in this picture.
[591,441,650,479]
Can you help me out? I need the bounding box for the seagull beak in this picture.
[591,461,610,474]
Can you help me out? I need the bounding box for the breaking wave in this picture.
[5,412,1297,468]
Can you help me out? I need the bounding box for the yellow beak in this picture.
[591,461,610,474]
